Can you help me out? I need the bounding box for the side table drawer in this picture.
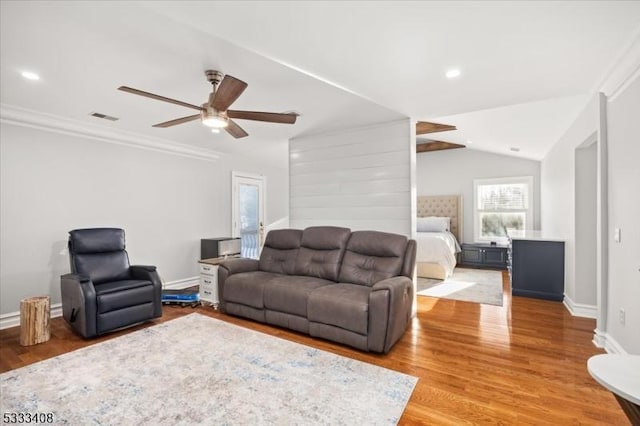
[199,274,218,305]
[200,263,216,276]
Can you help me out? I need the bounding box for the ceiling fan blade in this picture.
[227,110,297,124]
[118,86,204,111]
[225,119,249,139]
[152,114,201,128]
[212,75,248,111]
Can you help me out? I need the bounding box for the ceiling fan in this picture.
[118,70,298,138]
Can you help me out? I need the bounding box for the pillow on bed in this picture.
[417,216,450,232]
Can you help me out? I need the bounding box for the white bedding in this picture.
[415,231,461,278]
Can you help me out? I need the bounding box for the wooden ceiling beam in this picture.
[416,141,466,153]
[416,121,457,135]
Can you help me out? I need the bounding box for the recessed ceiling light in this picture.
[21,71,40,81]
[466,140,473,145]
[210,128,221,134]
[445,69,461,79]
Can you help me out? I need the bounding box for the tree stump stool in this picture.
[20,296,51,346]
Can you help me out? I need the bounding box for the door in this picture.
[232,172,265,259]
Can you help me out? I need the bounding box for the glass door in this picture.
[232,172,265,259]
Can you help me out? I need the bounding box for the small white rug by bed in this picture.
[0,313,417,425]
[417,268,504,306]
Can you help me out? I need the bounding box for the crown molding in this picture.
[0,104,222,162]
[597,27,640,101]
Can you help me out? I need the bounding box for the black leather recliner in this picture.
[60,228,163,338]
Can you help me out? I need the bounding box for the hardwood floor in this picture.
[0,272,627,425]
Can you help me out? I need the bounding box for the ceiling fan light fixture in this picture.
[201,111,229,129]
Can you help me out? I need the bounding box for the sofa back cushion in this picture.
[338,231,408,286]
[259,229,303,275]
[294,226,351,282]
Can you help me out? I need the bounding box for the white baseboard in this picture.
[0,276,200,330]
[162,276,200,290]
[563,295,598,318]
[0,304,62,331]
[593,329,628,354]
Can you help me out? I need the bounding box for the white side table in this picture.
[198,256,238,308]
[588,354,640,424]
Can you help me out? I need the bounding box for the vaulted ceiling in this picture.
[2,1,639,167]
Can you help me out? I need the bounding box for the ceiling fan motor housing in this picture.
[205,70,224,86]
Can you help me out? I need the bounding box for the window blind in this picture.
[478,183,528,210]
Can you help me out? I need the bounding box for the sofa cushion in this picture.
[338,231,408,287]
[307,284,371,335]
[223,271,282,309]
[259,229,303,275]
[263,275,334,317]
[294,226,351,281]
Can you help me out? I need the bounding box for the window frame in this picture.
[472,176,534,243]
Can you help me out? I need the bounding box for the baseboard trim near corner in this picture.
[563,295,598,319]
[0,276,200,330]
[162,276,199,290]
[593,329,628,354]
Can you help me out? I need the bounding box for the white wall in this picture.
[416,148,541,243]
[606,71,640,354]
[0,122,288,316]
[289,119,414,236]
[540,94,602,310]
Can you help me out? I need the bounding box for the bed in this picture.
[416,195,463,279]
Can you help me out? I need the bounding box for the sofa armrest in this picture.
[219,258,260,275]
[129,265,163,317]
[218,258,260,312]
[60,273,97,338]
[368,276,413,353]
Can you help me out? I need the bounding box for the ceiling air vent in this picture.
[89,112,119,121]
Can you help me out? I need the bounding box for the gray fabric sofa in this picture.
[218,226,417,353]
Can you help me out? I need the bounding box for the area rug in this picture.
[0,314,417,425]
[417,267,504,306]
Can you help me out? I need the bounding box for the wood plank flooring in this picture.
[0,272,627,425]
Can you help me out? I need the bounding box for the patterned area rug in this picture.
[417,268,504,306]
[1,314,417,425]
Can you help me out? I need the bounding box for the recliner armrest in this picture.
[61,273,91,284]
[130,265,157,273]
[219,258,259,275]
[60,273,97,338]
[129,265,162,317]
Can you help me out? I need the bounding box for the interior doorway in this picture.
[575,139,598,306]
[231,172,265,259]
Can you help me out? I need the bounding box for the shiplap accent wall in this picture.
[289,119,413,236]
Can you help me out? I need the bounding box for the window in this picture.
[473,176,533,243]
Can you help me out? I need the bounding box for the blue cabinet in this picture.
[509,238,565,301]
[460,243,508,269]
